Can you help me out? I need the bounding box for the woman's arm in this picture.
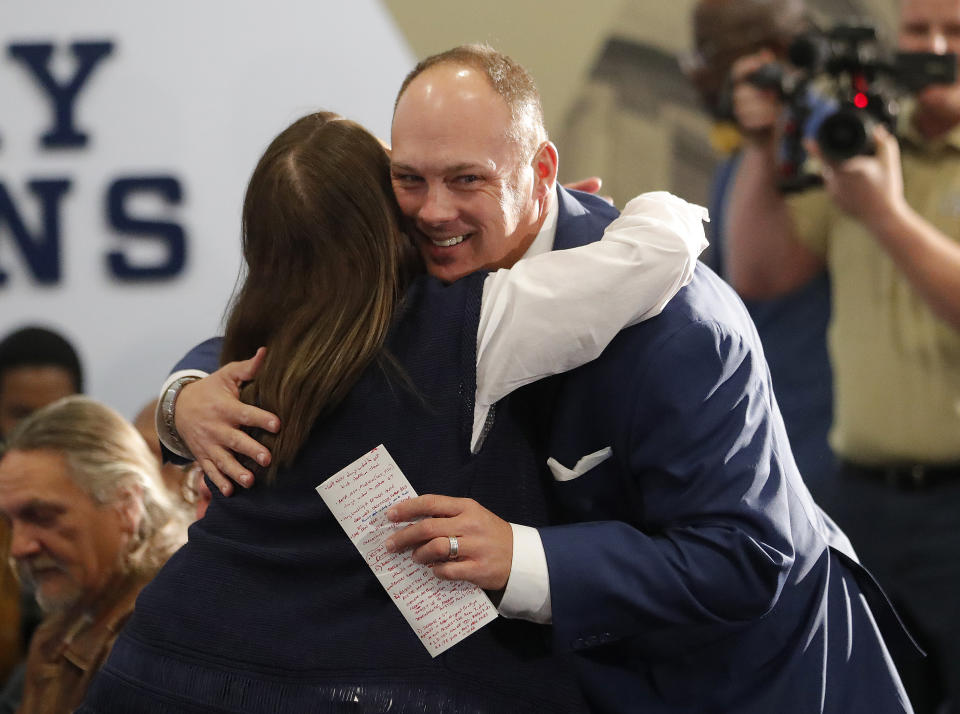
[164,193,707,485]
[473,191,708,451]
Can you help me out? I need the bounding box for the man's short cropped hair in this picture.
[0,326,83,394]
[395,43,548,160]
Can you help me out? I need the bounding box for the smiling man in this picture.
[383,45,914,713]
[0,396,187,714]
[389,52,556,283]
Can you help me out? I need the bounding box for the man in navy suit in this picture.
[381,46,913,713]
[168,45,913,712]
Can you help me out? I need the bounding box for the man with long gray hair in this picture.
[0,396,188,714]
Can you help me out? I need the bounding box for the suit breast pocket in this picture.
[547,447,612,482]
[547,447,640,521]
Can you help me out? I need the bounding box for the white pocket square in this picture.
[547,447,613,482]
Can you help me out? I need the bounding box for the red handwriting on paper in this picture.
[317,445,497,657]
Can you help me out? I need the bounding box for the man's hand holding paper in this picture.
[385,494,514,591]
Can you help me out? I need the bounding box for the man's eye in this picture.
[392,174,422,185]
[456,175,481,185]
[23,507,59,527]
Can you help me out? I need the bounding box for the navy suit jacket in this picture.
[170,337,220,375]
[536,187,912,713]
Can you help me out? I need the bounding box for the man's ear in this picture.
[531,141,559,199]
[114,485,144,536]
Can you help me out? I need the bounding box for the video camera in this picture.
[744,23,956,192]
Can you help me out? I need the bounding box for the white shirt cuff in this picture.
[498,523,552,623]
[155,369,209,458]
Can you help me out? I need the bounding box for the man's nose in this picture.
[418,186,457,226]
[9,522,41,560]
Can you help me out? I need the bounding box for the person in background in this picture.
[726,0,960,708]
[0,326,84,690]
[683,0,838,504]
[0,396,188,714]
[0,326,83,447]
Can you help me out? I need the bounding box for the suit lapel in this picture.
[553,185,620,251]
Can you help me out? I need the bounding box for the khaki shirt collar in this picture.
[897,99,960,153]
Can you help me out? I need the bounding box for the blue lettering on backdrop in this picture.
[107,177,186,280]
[0,180,71,285]
[8,41,114,148]
[0,39,188,284]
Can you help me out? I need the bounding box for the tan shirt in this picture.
[787,108,960,463]
[16,571,152,714]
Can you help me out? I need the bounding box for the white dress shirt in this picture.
[158,189,709,623]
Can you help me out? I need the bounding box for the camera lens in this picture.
[816,109,876,162]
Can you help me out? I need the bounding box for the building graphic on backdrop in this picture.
[556,0,898,211]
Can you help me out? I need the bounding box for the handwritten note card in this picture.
[316,445,498,657]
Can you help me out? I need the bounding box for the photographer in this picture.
[685,0,838,503]
[726,0,960,711]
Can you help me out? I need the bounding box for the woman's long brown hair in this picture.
[221,112,420,481]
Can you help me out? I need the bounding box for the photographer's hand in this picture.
[730,49,782,141]
[725,49,825,300]
[810,127,960,329]
[807,126,907,227]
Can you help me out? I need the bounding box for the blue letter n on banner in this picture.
[0,179,71,285]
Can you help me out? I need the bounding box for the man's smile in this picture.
[430,234,468,247]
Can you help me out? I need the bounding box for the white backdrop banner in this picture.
[0,0,414,419]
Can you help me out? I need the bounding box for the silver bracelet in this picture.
[159,375,201,460]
